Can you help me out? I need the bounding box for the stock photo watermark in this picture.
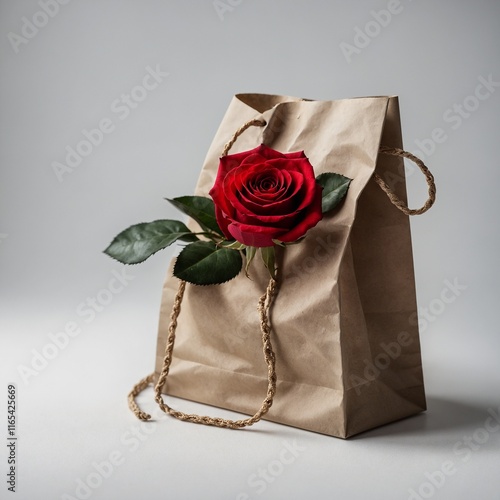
[6,384,18,494]
[382,73,499,191]
[339,0,410,64]
[16,268,134,385]
[409,278,467,332]
[213,0,243,21]
[7,0,73,54]
[285,233,342,288]
[408,405,500,499]
[412,74,499,161]
[350,277,467,395]
[51,64,169,183]
[60,409,163,500]
[349,331,414,395]
[235,439,306,499]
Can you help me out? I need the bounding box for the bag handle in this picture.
[221,118,267,156]
[374,147,436,215]
[129,277,278,428]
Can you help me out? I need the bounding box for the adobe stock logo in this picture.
[235,440,306,499]
[213,0,243,21]
[412,74,500,161]
[408,406,500,499]
[7,0,72,54]
[379,73,499,193]
[339,0,408,63]
[51,64,169,183]
[61,410,163,500]
[409,278,467,333]
[350,277,467,395]
[17,269,134,385]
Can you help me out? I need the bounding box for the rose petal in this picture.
[227,221,286,247]
[210,176,234,226]
[211,146,271,207]
[255,144,287,160]
[219,145,264,169]
[243,169,291,203]
[214,206,234,240]
[282,150,307,159]
[246,168,284,193]
[232,209,299,228]
[239,153,269,168]
[266,158,318,211]
[228,165,303,217]
[240,170,304,215]
[277,184,323,242]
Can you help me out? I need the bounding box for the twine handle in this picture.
[128,278,278,429]
[221,118,266,157]
[374,146,436,215]
[128,373,155,421]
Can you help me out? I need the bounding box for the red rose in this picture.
[209,144,323,247]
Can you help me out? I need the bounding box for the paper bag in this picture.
[145,94,431,438]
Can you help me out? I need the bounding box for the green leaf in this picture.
[316,173,352,213]
[104,219,198,265]
[173,241,242,285]
[261,246,276,280]
[220,240,246,250]
[272,239,287,247]
[272,237,304,247]
[167,196,223,236]
[244,246,257,278]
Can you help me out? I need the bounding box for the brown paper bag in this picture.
[129,94,435,438]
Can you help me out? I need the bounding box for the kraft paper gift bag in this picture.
[127,93,436,438]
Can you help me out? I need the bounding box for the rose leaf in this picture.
[261,246,277,280]
[173,241,242,285]
[316,173,352,213]
[167,196,224,236]
[104,219,199,265]
[221,240,246,250]
[244,246,257,278]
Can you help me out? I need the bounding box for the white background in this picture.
[1,1,500,499]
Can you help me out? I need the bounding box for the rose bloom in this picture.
[209,144,323,247]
